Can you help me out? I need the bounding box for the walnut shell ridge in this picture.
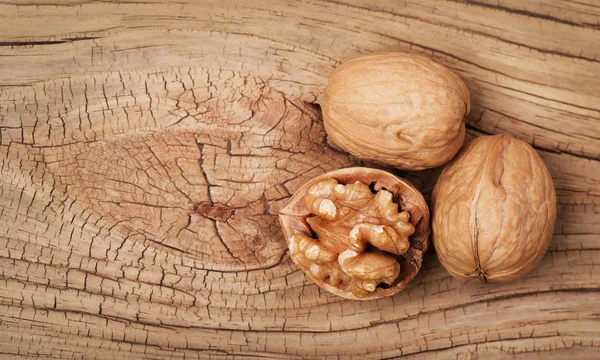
[432,134,557,283]
[321,52,470,171]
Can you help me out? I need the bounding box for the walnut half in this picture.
[279,168,430,300]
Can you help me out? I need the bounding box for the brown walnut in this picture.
[279,168,429,300]
[321,52,470,171]
[432,134,557,283]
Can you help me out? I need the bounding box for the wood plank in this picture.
[0,0,599,358]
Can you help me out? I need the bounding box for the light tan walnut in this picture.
[279,167,430,300]
[321,52,470,171]
[432,134,557,283]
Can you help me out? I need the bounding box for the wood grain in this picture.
[0,1,599,359]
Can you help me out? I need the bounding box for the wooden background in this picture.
[1,1,599,359]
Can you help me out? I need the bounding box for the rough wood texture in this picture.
[1,1,599,359]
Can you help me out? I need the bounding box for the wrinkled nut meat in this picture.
[279,168,430,300]
[432,134,557,283]
[321,52,470,171]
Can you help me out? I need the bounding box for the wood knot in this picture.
[244,234,267,252]
[193,202,234,221]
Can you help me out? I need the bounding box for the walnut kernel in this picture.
[279,167,429,300]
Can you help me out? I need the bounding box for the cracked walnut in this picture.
[279,168,429,300]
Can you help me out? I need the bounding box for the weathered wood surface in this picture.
[1,1,599,359]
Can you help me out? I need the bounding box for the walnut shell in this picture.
[321,52,470,171]
[432,134,556,283]
[279,167,429,300]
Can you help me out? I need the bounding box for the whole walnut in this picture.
[432,134,556,283]
[279,167,429,300]
[321,52,470,171]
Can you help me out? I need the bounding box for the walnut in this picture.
[288,234,351,288]
[279,167,430,300]
[320,52,470,171]
[432,134,557,283]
